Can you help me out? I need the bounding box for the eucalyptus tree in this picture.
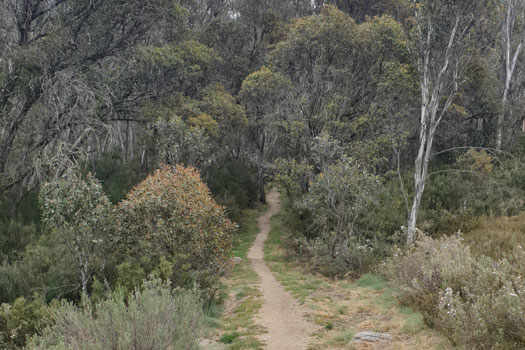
[406,0,488,243]
[314,0,411,22]
[269,6,413,172]
[0,0,178,198]
[239,66,290,202]
[496,0,525,150]
[269,6,361,165]
[39,169,113,296]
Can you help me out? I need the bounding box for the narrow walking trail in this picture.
[247,190,315,349]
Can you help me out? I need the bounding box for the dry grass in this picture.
[463,213,525,259]
[266,212,452,350]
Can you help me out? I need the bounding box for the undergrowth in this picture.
[383,235,525,349]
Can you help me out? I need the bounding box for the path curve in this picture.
[247,190,315,349]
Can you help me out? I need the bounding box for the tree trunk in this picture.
[257,148,266,203]
[407,126,434,243]
[496,89,509,150]
[496,1,523,150]
[407,14,460,244]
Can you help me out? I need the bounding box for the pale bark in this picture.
[256,131,266,203]
[496,0,523,150]
[407,14,461,243]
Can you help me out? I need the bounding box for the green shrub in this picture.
[0,233,81,304]
[39,169,114,296]
[27,278,203,350]
[419,154,525,235]
[0,190,40,226]
[0,237,81,305]
[0,220,37,263]
[289,157,386,277]
[0,261,34,304]
[300,234,379,277]
[0,295,51,349]
[383,235,525,349]
[115,165,237,300]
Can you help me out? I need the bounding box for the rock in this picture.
[352,331,392,343]
[232,257,242,265]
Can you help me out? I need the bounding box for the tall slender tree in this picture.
[496,0,524,150]
[407,0,480,243]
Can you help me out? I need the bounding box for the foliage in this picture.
[27,278,203,350]
[0,295,51,349]
[0,231,82,305]
[205,160,258,221]
[282,156,387,276]
[419,153,525,235]
[39,170,114,295]
[138,40,222,96]
[115,165,237,299]
[0,233,83,305]
[152,111,214,168]
[0,221,37,263]
[0,190,40,228]
[239,66,290,115]
[90,153,148,204]
[383,235,525,349]
[239,66,291,201]
[3,1,525,347]
[0,262,31,304]
[199,84,248,147]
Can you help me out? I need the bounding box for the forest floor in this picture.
[202,190,452,349]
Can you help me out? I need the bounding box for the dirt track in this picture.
[247,190,314,349]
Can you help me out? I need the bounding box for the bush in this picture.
[39,169,114,296]
[115,164,237,300]
[383,235,525,349]
[27,278,203,350]
[0,233,82,305]
[419,153,525,235]
[0,261,34,304]
[300,234,379,277]
[0,220,37,263]
[0,295,51,349]
[284,157,386,277]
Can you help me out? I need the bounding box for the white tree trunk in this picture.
[496,0,523,150]
[407,15,460,244]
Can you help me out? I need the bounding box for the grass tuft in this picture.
[220,332,240,344]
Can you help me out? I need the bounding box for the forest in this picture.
[2,0,525,349]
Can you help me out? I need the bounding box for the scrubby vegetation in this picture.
[383,235,525,349]
[4,0,525,348]
[276,156,389,277]
[115,164,237,299]
[27,278,203,350]
[0,164,235,348]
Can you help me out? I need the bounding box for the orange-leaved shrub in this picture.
[115,165,236,299]
[383,235,525,349]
